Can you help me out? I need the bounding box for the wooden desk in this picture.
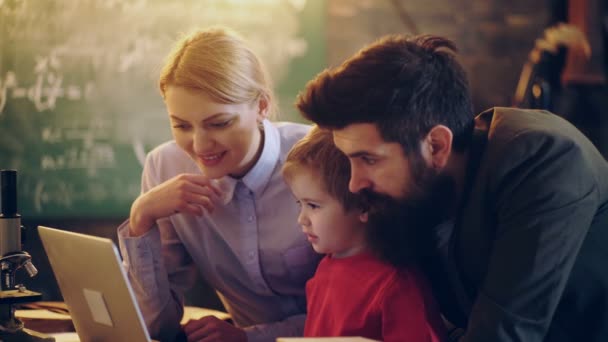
[16,302,230,340]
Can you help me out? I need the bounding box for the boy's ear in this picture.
[359,211,368,223]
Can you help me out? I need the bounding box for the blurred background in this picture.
[0,0,605,310]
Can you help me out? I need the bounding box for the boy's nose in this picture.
[297,211,310,227]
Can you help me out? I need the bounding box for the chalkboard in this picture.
[0,0,326,218]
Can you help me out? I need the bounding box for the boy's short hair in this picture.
[282,126,365,212]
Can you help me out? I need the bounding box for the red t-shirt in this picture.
[304,252,446,342]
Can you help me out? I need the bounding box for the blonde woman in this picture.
[118,27,320,342]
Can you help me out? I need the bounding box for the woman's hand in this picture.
[183,316,247,342]
[129,173,222,237]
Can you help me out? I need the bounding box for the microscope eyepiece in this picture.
[0,170,18,218]
[0,170,21,257]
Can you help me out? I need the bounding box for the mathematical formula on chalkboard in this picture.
[0,0,325,218]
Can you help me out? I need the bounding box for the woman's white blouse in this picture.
[118,120,321,342]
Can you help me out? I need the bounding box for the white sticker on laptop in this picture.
[83,288,114,327]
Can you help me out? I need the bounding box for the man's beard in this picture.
[362,160,455,268]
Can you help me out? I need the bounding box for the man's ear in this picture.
[421,125,453,170]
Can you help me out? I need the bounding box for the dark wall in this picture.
[326,0,550,113]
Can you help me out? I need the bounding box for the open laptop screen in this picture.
[38,225,154,342]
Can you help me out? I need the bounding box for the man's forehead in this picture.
[333,123,381,139]
[332,123,382,147]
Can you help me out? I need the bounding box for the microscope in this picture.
[0,170,54,341]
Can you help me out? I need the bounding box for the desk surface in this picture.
[48,332,79,342]
[17,304,230,341]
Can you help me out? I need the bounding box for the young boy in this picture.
[282,126,446,342]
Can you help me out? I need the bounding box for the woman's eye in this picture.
[210,120,232,128]
[172,123,190,130]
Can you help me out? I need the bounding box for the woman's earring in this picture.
[257,111,266,126]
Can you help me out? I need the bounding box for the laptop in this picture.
[38,225,158,342]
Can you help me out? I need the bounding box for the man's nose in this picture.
[348,168,371,193]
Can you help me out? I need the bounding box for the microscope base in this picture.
[0,328,55,341]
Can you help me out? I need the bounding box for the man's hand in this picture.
[183,316,247,342]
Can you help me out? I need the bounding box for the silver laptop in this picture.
[38,225,157,342]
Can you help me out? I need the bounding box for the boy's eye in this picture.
[307,203,320,210]
[295,200,319,209]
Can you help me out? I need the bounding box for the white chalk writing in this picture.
[0,67,95,114]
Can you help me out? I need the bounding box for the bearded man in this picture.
[295,34,608,342]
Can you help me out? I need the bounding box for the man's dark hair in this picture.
[296,34,475,154]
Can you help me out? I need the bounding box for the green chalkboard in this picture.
[0,0,326,218]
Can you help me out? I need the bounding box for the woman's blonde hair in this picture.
[159,26,276,116]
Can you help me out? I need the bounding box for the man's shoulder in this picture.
[474,107,608,198]
[482,107,577,139]
[479,107,597,163]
